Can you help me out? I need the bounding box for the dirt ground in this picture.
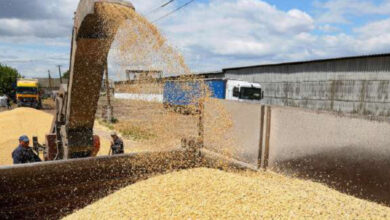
[115,82,163,94]
[97,98,199,152]
[0,98,198,166]
[0,108,52,165]
[0,107,9,113]
[0,99,56,113]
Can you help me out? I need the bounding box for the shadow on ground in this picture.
[273,146,390,206]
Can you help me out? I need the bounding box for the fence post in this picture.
[263,106,272,170]
[198,98,205,147]
[257,105,265,169]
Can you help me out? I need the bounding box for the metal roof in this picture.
[223,53,390,71]
[37,78,68,88]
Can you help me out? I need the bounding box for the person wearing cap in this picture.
[12,135,42,164]
[109,131,124,155]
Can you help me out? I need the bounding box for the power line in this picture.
[146,0,176,16]
[152,0,196,23]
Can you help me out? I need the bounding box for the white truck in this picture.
[224,79,263,102]
[0,95,7,107]
[163,79,264,108]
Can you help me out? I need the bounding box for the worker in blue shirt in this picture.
[12,135,42,164]
[109,132,124,155]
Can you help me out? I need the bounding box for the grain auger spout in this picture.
[45,0,135,160]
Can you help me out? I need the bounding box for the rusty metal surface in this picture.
[200,149,258,171]
[58,0,135,157]
[66,0,134,132]
[0,147,256,220]
[0,149,196,220]
[74,0,134,30]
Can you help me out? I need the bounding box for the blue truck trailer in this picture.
[163,79,263,111]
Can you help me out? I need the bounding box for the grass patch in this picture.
[119,125,155,141]
[98,119,115,130]
[98,119,154,141]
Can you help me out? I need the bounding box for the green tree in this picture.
[0,63,21,98]
[62,70,70,79]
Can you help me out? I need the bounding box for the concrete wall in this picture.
[266,106,390,205]
[203,99,262,167]
[114,93,163,102]
[202,98,390,205]
[224,54,390,117]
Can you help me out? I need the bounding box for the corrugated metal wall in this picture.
[224,54,390,117]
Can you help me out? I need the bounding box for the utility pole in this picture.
[57,65,63,84]
[104,63,113,122]
[48,70,53,90]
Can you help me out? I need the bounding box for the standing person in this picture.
[12,135,42,164]
[109,131,124,155]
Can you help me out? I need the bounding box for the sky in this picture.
[0,0,390,78]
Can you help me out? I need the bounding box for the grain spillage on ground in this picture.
[64,168,390,219]
[97,99,199,151]
[0,108,52,165]
[0,108,118,165]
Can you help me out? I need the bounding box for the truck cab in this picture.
[225,80,263,102]
[16,79,42,109]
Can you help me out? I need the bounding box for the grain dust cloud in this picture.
[97,2,235,154]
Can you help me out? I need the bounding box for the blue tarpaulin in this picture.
[163,79,226,106]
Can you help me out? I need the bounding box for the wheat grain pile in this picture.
[0,108,52,165]
[0,108,116,165]
[64,168,390,219]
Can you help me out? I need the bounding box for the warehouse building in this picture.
[125,70,163,82]
[223,53,390,117]
[37,78,68,97]
[162,71,225,81]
